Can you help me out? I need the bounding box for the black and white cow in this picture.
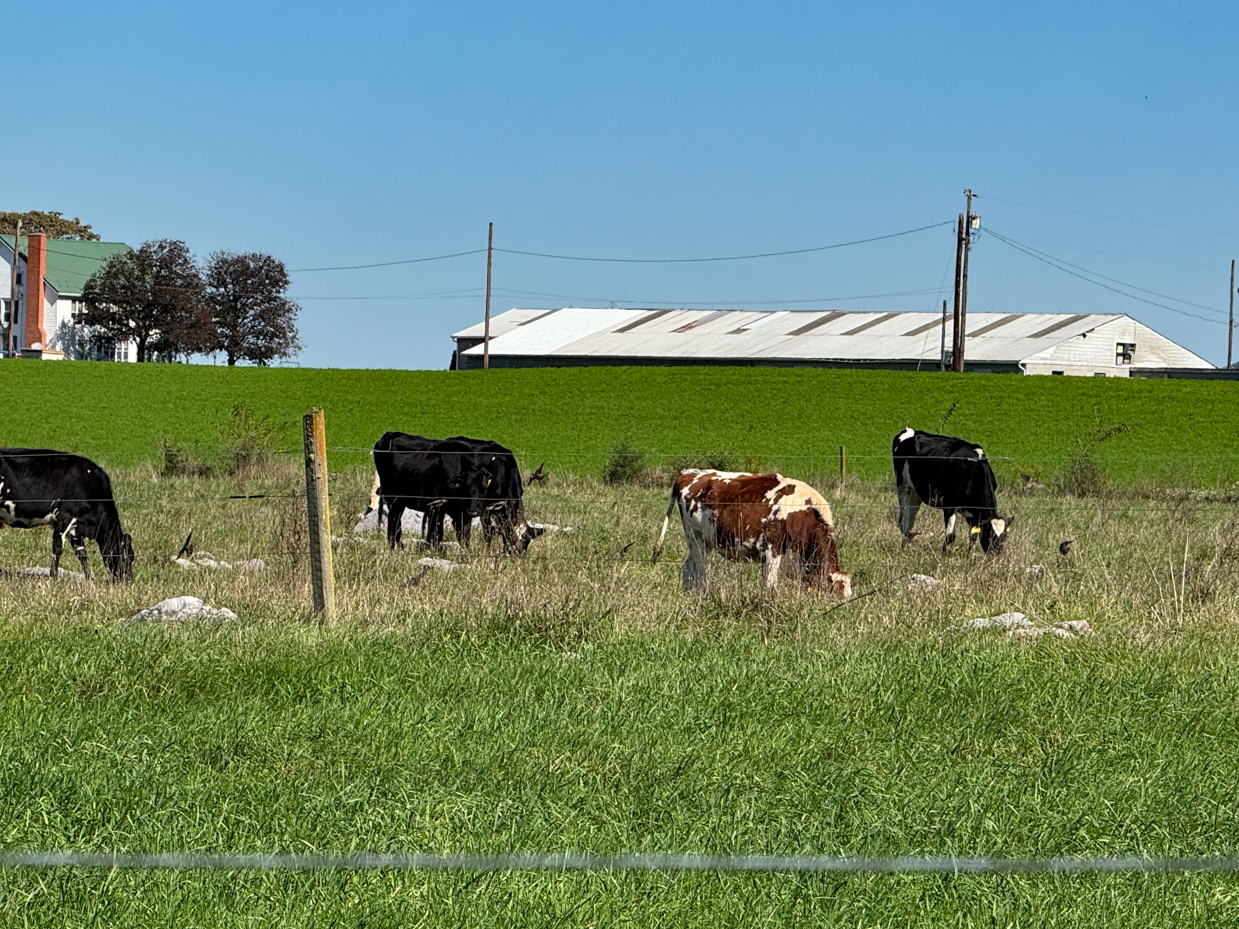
[0,449,135,581]
[892,428,1011,554]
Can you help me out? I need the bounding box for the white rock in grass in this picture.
[9,566,87,581]
[907,573,941,591]
[1054,620,1094,637]
[417,557,469,572]
[131,596,236,623]
[528,522,574,535]
[1008,626,1044,641]
[174,553,264,573]
[963,612,1033,631]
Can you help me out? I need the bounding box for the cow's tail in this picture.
[651,483,680,565]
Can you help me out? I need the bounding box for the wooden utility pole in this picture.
[951,213,965,371]
[302,407,335,621]
[483,222,493,370]
[6,219,19,358]
[940,299,948,371]
[958,188,975,372]
[1230,259,1235,369]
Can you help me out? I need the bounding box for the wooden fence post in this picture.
[303,407,335,620]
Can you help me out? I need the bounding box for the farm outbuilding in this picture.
[451,308,1213,376]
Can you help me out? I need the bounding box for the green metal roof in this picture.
[2,235,132,296]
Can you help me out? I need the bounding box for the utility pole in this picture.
[951,213,964,371]
[1230,259,1235,369]
[6,219,19,358]
[483,222,493,370]
[958,188,977,372]
[940,299,948,371]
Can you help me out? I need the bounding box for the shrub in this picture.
[161,403,290,478]
[1052,408,1130,498]
[602,441,646,485]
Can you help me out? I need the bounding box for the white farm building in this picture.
[452,308,1213,377]
[1,233,136,360]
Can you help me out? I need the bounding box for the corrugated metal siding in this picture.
[456,307,1210,371]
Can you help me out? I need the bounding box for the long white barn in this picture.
[452,308,1213,377]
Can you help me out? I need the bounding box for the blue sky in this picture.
[10,1,1239,368]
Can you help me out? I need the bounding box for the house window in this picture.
[1116,342,1136,365]
[1051,370,1064,375]
[113,342,130,363]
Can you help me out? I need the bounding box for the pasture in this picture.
[3,360,1239,485]
[2,452,1239,924]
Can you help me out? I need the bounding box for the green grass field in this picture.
[3,363,1239,925]
[4,360,1239,485]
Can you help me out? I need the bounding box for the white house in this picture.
[1,233,135,360]
[452,307,1214,376]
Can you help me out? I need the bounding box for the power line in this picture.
[490,286,949,307]
[289,249,487,272]
[492,222,953,263]
[987,230,1225,315]
[975,194,1239,239]
[984,228,1225,325]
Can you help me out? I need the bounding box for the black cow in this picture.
[371,433,543,553]
[443,436,539,552]
[0,449,135,581]
[892,428,1011,554]
[372,433,489,549]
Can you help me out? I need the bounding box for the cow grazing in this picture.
[0,449,134,581]
[651,470,851,596]
[892,427,1011,554]
[371,432,543,554]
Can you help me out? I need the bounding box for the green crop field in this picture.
[3,362,1239,925]
[3,360,1239,486]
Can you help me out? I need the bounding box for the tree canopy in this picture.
[80,239,215,362]
[0,211,100,240]
[205,252,302,366]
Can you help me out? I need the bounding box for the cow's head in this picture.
[980,515,1012,555]
[104,531,135,583]
[826,571,853,599]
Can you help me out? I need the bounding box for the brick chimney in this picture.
[23,233,46,349]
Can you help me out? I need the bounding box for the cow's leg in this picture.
[964,513,981,554]
[50,527,63,578]
[897,474,923,544]
[681,537,709,592]
[424,506,445,546]
[71,532,92,580]
[387,502,407,549]
[761,550,782,590]
[941,511,957,553]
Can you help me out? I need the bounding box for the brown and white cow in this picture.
[651,470,851,597]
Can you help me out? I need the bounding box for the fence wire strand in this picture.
[3,850,1239,874]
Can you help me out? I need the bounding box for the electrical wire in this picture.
[492,222,953,263]
[984,229,1226,325]
[975,194,1239,239]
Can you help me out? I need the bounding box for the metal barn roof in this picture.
[454,307,1211,372]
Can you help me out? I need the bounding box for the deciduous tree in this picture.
[80,240,213,362]
[0,211,99,240]
[205,252,302,366]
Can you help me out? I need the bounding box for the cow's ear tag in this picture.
[970,526,981,535]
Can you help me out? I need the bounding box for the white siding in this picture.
[1021,318,1212,376]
